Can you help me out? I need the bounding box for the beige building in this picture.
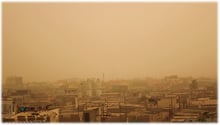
[157,95,180,110]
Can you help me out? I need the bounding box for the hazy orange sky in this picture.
[3,3,217,82]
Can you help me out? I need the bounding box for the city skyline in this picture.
[2,2,217,123]
[3,3,217,82]
[3,74,216,83]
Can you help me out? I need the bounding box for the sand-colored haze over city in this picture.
[3,3,217,82]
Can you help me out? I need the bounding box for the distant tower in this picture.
[96,78,102,97]
[102,73,104,82]
[102,73,104,88]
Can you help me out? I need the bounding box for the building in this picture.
[171,111,200,122]
[2,97,15,115]
[4,76,23,90]
[157,95,180,109]
[190,98,217,111]
[3,108,59,122]
[111,85,128,93]
[80,78,102,97]
[80,80,92,97]
[83,107,101,122]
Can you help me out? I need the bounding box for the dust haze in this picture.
[2,2,217,123]
[3,3,217,82]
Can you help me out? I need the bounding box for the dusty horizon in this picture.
[3,3,217,82]
[2,74,217,83]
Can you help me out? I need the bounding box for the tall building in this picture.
[5,76,23,90]
[80,78,102,97]
[80,80,92,97]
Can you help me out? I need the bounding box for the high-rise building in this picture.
[5,76,23,90]
[80,80,92,97]
[80,78,102,97]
